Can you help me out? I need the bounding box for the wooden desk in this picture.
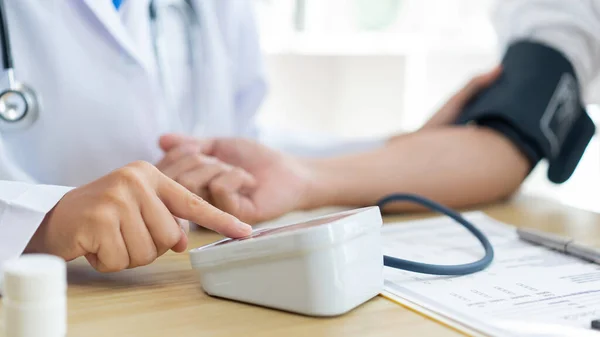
[2,195,600,337]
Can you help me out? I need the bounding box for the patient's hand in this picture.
[422,66,502,129]
[156,142,255,202]
[158,134,313,224]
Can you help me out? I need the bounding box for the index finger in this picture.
[156,172,252,238]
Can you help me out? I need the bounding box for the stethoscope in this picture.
[149,0,201,128]
[0,0,39,130]
[0,0,199,132]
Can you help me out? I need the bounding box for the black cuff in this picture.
[456,40,595,183]
[476,118,543,171]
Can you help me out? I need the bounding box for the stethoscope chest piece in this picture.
[0,0,41,132]
[0,82,39,131]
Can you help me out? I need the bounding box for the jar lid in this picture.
[3,254,66,302]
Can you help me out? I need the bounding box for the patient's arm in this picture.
[303,124,530,212]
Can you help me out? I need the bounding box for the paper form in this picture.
[382,212,600,336]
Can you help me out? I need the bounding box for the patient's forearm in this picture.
[303,126,530,212]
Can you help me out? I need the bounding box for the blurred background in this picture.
[252,0,600,214]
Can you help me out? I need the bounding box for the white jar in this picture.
[2,254,67,337]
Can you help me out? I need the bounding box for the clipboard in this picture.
[379,212,600,337]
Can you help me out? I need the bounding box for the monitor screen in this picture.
[212,209,363,246]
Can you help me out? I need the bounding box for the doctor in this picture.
[0,0,264,276]
[0,0,268,186]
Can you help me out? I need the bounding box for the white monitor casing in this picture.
[189,206,384,316]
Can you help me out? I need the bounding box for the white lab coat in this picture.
[0,0,268,274]
[2,0,600,277]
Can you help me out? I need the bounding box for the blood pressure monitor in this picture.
[189,194,494,317]
[189,207,384,316]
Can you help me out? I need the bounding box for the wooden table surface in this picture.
[2,194,600,337]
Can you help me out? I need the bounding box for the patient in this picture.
[155,66,533,224]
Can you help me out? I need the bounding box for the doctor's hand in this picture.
[159,134,313,224]
[24,161,251,272]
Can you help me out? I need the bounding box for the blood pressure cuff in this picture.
[456,41,596,183]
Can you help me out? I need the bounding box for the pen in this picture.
[516,228,600,264]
